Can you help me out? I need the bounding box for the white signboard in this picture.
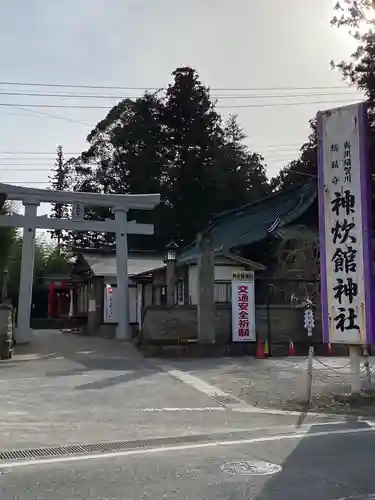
[231,272,256,342]
[104,284,117,323]
[318,103,374,344]
[103,284,137,324]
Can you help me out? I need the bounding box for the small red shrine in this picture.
[47,278,71,318]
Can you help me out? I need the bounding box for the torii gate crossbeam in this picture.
[0,183,160,344]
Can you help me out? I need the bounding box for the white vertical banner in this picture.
[104,284,117,323]
[318,103,374,344]
[231,271,256,342]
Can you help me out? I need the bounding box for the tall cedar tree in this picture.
[49,146,70,251]
[68,94,167,250]
[271,119,317,191]
[220,114,270,209]
[162,67,226,244]
[68,67,271,250]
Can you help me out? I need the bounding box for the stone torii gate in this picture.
[0,183,160,344]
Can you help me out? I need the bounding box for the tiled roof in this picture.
[178,181,317,263]
[81,254,165,277]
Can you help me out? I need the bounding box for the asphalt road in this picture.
[0,330,340,451]
[2,330,375,498]
[1,422,375,499]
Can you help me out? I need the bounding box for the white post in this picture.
[68,288,74,318]
[16,203,38,344]
[115,209,130,340]
[306,346,314,403]
[349,345,362,394]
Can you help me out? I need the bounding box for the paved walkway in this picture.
[0,330,326,452]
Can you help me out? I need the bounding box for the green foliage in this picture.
[44,246,71,275]
[219,115,270,209]
[331,1,375,108]
[66,67,271,249]
[0,202,16,274]
[271,120,317,191]
[49,145,71,248]
[7,237,71,306]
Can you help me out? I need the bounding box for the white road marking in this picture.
[334,495,375,500]
[231,406,340,417]
[0,425,373,469]
[165,369,231,398]
[140,407,226,412]
[0,422,62,427]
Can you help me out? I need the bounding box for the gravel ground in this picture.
[166,355,375,416]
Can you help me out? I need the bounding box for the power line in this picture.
[218,98,362,109]
[0,167,53,169]
[0,90,361,100]
[0,151,301,161]
[0,143,304,155]
[2,170,69,174]
[0,103,95,126]
[0,181,48,184]
[0,98,360,110]
[12,105,95,126]
[0,80,354,91]
[0,151,81,155]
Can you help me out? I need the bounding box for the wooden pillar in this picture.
[1,269,9,302]
[183,264,189,305]
[166,261,176,307]
[197,233,215,344]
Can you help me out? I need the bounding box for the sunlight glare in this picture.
[365,2,375,21]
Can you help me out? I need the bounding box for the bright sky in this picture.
[0,0,361,218]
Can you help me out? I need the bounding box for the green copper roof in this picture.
[178,180,317,263]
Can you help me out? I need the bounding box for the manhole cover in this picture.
[221,460,282,476]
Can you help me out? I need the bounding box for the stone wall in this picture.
[141,304,322,345]
[0,304,13,359]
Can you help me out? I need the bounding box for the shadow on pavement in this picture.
[249,420,375,500]
[75,369,157,390]
[6,330,160,390]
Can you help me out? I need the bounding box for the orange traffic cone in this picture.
[264,340,270,357]
[327,342,332,356]
[256,339,265,358]
[288,340,296,356]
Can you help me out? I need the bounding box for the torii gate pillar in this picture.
[16,203,38,344]
[115,209,130,341]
